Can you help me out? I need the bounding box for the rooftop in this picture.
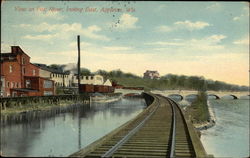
[33,63,69,75]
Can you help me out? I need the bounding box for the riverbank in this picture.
[186,91,216,131]
[192,100,216,130]
[1,100,79,116]
[1,93,123,116]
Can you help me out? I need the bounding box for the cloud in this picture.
[146,41,185,46]
[156,25,173,32]
[232,6,249,21]
[103,46,132,51]
[206,3,221,10]
[206,35,227,43]
[233,16,241,21]
[156,20,210,32]
[233,36,249,45]
[83,25,110,41]
[23,34,57,40]
[110,13,139,31]
[146,34,226,51]
[174,20,210,30]
[19,22,110,41]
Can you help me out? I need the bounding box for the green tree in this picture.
[80,68,91,76]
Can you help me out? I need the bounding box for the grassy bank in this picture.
[186,91,210,124]
[1,100,77,116]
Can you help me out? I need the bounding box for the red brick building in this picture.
[10,76,54,96]
[0,46,55,97]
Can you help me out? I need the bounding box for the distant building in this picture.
[143,70,160,79]
[34,63,72,87]
[72,74,104,86]
[103,79,112,86]
[0,46,55,97]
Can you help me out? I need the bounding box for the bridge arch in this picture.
[168,94,183,100]
[221,94,238,99]
[207,94,220,99]
[185,94,198,100]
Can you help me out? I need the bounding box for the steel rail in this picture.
[101,97,160,158]
[168,98,176,158]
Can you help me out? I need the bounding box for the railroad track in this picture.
[70,93,204,157]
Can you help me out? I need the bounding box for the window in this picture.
[33,70,36,76]
[91,76,94,80]
[26,80,31,88]
[86,76,89,80]
[7,82,10,88]
[22,67,26,74]
[16,82,19,88]
[22,57,25,64]
[44,80,53,88]
[9,65,13,73]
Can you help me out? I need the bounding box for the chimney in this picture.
[11,46,23,54]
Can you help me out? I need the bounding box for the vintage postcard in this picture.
[1,1,249,157]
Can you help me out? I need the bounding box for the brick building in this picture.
[0,46,55,97]
[10,76,54,96]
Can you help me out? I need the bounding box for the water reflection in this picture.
[1,98,146,157]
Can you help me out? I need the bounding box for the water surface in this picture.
[201,99,249,157]
[1,98,146,157]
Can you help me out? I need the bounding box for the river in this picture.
[0,98,146,157]
[201,99,249,157]
[167,94,249,157]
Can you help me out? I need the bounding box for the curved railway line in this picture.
[70,93,207,157]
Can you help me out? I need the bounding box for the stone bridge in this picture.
[151,90,249,100]
[115,89,249,100]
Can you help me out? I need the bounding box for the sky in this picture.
[1,1,249,86]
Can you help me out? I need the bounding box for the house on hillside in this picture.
[143,70,160,79]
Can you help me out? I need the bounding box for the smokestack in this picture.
[77,35,81,94]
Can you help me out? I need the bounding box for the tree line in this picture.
[48,64,249,92]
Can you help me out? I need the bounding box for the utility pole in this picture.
[77,35,81,94]
[77,35,82,149]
